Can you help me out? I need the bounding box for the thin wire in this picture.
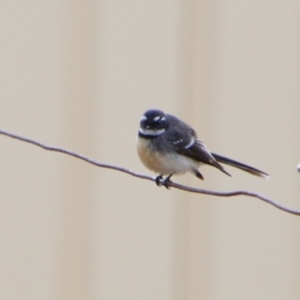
[1,129,299,216]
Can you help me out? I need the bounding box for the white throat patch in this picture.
[139,127,165,136]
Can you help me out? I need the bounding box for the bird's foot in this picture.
[155,175,163,186]
[155,174,173,189]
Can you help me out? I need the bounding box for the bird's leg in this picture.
[161,173,173,189]
[155,174,163,186]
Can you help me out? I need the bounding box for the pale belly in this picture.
[137,138,199,175]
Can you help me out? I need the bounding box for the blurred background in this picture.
[0,1,300,299]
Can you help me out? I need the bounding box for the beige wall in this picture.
[0,1,300,299]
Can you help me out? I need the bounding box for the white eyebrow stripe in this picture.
[141,116,147,121]
[184,137,195,149]
[153,116,161,121]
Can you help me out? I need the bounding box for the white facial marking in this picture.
[161,117,166,121]
[139,128,165,136]
[141,115,147,122]
[184,137,195,149]
[153,115,161,121]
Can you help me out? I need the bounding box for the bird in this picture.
[136,109,269,187]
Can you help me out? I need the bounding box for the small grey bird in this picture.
[137,109,269,186]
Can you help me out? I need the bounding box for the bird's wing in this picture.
[165,127,230,176]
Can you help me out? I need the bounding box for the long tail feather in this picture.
[211,153,269,179]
